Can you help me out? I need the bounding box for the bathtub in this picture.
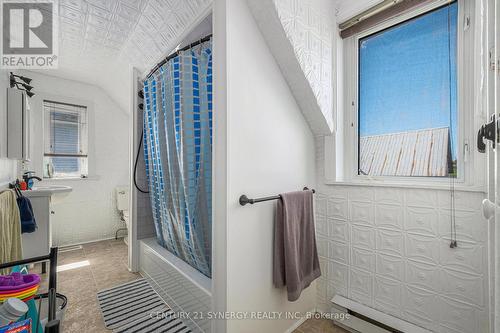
[139,238,212,333]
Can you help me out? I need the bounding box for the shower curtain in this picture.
[143,40,212,277]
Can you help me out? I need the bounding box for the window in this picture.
[357,2,458,178]
[43,100,88,179]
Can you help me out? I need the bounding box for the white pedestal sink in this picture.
[27,185,72,204]
[21,185,72,264]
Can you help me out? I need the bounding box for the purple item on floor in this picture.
[0,273,40,291]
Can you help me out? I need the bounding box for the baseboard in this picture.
[55,236,123,248]
[59,244,83,252]
[331,295,432,333]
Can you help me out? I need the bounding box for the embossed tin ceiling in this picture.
[58,0,211,71]
[44,0,211,112]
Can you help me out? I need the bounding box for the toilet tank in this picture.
[115,186,129,211]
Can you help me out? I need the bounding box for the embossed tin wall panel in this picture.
[373,275,402,317]
[273,0,335,130]
[315,181,489,333]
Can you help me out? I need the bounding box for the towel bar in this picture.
[239,187,315,206]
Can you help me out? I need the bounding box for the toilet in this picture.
[115,186,130,242]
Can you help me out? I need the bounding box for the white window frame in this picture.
[38,94,95,181]
[336,0,485,190]
[43,100,88,179]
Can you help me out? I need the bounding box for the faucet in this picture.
[23,171,41,190]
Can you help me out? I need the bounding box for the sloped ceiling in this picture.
[274,0,336,132]
[247,0,335,135]
[41,0,212,111]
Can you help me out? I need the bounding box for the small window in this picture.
[43,100,88,179]
[358,2,458,177]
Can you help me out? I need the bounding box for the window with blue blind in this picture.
[358,2,458,178]
[43,100,88,179]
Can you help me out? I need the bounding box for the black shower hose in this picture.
[134,130,149,194]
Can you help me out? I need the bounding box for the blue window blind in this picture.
[43,100,88,178]
[358,2,457,177]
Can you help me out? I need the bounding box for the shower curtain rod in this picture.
[145,34,213,79]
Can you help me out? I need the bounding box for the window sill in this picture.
[43,175,101,182]
[324,179,486,193]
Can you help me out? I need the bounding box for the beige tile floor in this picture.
[35,239,347,333]
[36,239,140,333]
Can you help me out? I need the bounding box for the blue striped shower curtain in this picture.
[143,40,212,277]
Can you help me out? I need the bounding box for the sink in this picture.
[20,185,73,260]
[23,185,72,199]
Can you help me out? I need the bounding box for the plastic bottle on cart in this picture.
[0,298,28,326]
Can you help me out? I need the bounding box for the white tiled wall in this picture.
[0,159,16,189]
[315,139,489,333]
[49,177,127,245]
[136,184,155,239]
[133,102,155,239]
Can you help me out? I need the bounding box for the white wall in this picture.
[214,0,317,331]
[20,71,130,246]
[315,137,489,332]
[0,70,19,188]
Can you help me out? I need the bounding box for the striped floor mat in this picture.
[97,278,191,333]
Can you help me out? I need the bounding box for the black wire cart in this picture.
[0,248,60,333]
